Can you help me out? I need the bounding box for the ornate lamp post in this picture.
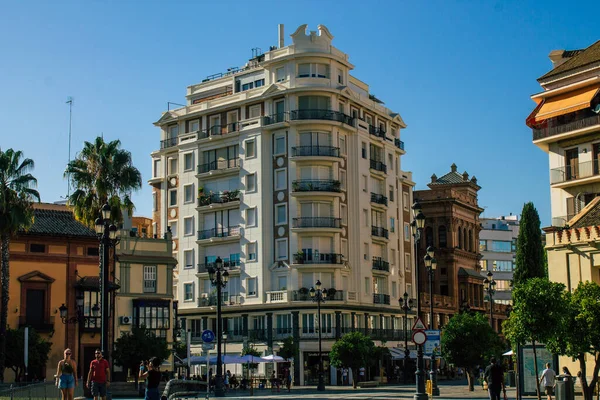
[310,280,327,391]
[399,292,413,384]
[410,202,427,400]
[223,333,228,377]
[483,271,497,328]
[94,203,119,365]
[59,297,100,325]
[207,257,229,397]
[424,248,439,396]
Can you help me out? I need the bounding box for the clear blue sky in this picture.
[2,0,599,225]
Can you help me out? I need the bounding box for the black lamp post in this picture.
[59,297,100,325]
[310,280,327,391]
[484,271,497,329]
[399,292,413,384]
[94,203,119,365]
[207,257,229,397]
[223,333,228,377]
[410,202,427,400]
[424,248,439,396]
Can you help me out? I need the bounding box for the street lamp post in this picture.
[424,249,439,396]
[223,333,228,377]
[483,271,497,329]
[310,280,327,391]
[94,203,119,365]
[399,292,413,384]
[207,257,229,397]
[410,202,427,400]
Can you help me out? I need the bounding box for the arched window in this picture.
[438,226,447,248]
[458,227,463,249]
[425,226,434,248]
[469,230,473,252]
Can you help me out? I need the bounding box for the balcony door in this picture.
[26,289,45,325]
[298,95,330,110]
[299,132,331,147]
[594,143,600,175]
[565,148,579,180]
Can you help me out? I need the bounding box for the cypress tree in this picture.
[513,202,546,286]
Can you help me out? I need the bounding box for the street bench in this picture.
[357,381,379,388]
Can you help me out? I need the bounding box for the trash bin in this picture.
[555,377,575,400]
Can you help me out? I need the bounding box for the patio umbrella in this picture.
[262,355,285,362]
[502,350,514,356]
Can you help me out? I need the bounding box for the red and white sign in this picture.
[412,330,427,345]
[412,317,426,331]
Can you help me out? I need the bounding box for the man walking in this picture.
[87,349,110,400]
[484,357,505,400]
[539,363,557,400]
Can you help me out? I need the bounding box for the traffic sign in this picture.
[412,317,426,331]
[201,329,215,343]
[424,330,441,357]
[412,330,427,345]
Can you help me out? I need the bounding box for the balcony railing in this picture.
[370,192,388,206]
[197,226,240,240]
[266,290,288,303]
[372,257,390,272]
[197,158,240,174]
[550,160,599,184]
[369,125,386,139]
[422,293,456,309]
[197,190,240,207]
[160,137,178,149]
[394,138,405,150]
[373,293,391,305]
[533,114,600,141]
[291,179,341,193]
[293,252,344,265]
[197,260,241,273]
[291,146,341,158]
[198,123,238,139]
[292,289,344,301]
[263,112,289,125]
[18,316,55,332]
[198,294,242,307]
[551,214,575,227]
[371,226,389,239]
[292,217,341,229]
[290,109,354,126]
[370,159,387,174]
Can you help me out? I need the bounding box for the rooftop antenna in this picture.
[66,96,73,198]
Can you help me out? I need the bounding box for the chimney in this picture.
[450,163,457,173]
[549,50,566,69]
[431,174,437,183]
[278,24,285,48]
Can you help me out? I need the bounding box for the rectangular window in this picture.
[184,283,194,301]
[249,104,261,118]
[168,189,177,207]
[152,193,157,212]
[30,243,45,253]
[340,170,347,191]
[246,208,257,227]
[247,242,257,262]
[246,140,256,158]
[405,252,411,271]
[388,154,394,172]
[169,221,177,238]
[275,204,287,225]
[276,67,285,82]
[389,185,394,202]
[298,63,310,77]
[493,260,514,272]
[247,277,257,296]
[184,153,194,171]
[365,277,370,294]
[276,239,288,260]
[275,135,286,155]
[184,249,194,269]
[361,142,367,159]
[341,204,348,225]
[183,184,194,204]
[189,119,199,133]
[341,239,348,260]
[301,313,315,334]
[183,216,194,236]
[277,314,292,333]
[364,243,369,260]
[390,249,396,265]
[275,169,287,190]
[242,82,253,91]
[512,238,517,252]
[169,158,177,175]
[403,192,409,211]
[339,135,347,155]
[143,266,157,293]
[390,217,395,233]
[134,302,170,333]
[363,175,368,192]
[153,159,160,177]
[491,241,512,252]
[254,79,265,88]
[246,174,256,192]
[479,240,487,251]
[315,63,329,78]
[404,223,410,242]
[338,69,343,84]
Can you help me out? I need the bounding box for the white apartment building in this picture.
[478,215,519,304]
[150,24,415,385]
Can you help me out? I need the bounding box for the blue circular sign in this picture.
[201,330,215,343]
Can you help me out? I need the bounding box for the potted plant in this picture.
[294,251,305,264]
[327,288,337,298]
[298,287,309,295]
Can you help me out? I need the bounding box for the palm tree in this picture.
[65,137,142,227]
[0,148,40,382]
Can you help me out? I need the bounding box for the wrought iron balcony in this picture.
[197,158,240,174]
[197,226,240,240]
[290,109,354,126]
[369,125,386,139]
[370,192,388,206]
[293,252,343,265]
[160,137,178,149]
[550,160,600,184]
[291,146,340,158]
[371,226,389,239]
[263,112,289,125]
[197,190,240,207]
[373,293,391,305]
[292,289,344,301]
[394,138,405,150]
[532,113,600,141]
[292,217,341,229]
[291,179,341,193]
[370,159,387,174]
[372,257,390,272]
[197,260,241,273]
[198,123,238,139]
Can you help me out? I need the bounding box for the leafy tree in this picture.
[0,148,40,381]
[278,336,297,361]
[546,281,600,400]
[113,327,169,384]
[441,312,504,391]
[5,327,51,381]
[64,137,142,227]
[241,345,262,377]
[513,202,546,285]
[503,278,566,400]
[329,331,375,389]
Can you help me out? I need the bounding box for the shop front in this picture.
[303,352,331,385]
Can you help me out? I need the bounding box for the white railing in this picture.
[266,290,288,303]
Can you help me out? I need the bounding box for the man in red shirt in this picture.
[86,349,110,400]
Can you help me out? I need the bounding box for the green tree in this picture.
[503,278,566,400]
[278,336,297,361]
[113,327,170,384]
[64,137,142,227]
[329,331,375,388]
[241,344,262,377]
[0,148,40,381]
[441,312,504,391]
[546,281,600,400]
[5,327,51,382]
[513,202,546,285]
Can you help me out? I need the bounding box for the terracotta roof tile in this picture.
[22,207,96,238]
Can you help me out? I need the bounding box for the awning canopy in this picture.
[535,85,600,122]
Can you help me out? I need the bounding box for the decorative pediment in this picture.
[389,113,407,129]
[261,84,286,97]
[18,270,55,283]
[340,87,359,100]
[154,111,176,126]
[269,261,290,271]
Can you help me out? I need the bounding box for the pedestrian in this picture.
[561,367,572,381]
[86,349,110,400]
[484,357,505,400]
[139,357,162,400]
[342,368,348,386]
[539,363,557,400]
[359,366,365,382]
[56,348,78,400]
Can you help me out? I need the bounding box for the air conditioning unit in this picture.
[120,316,132,325]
